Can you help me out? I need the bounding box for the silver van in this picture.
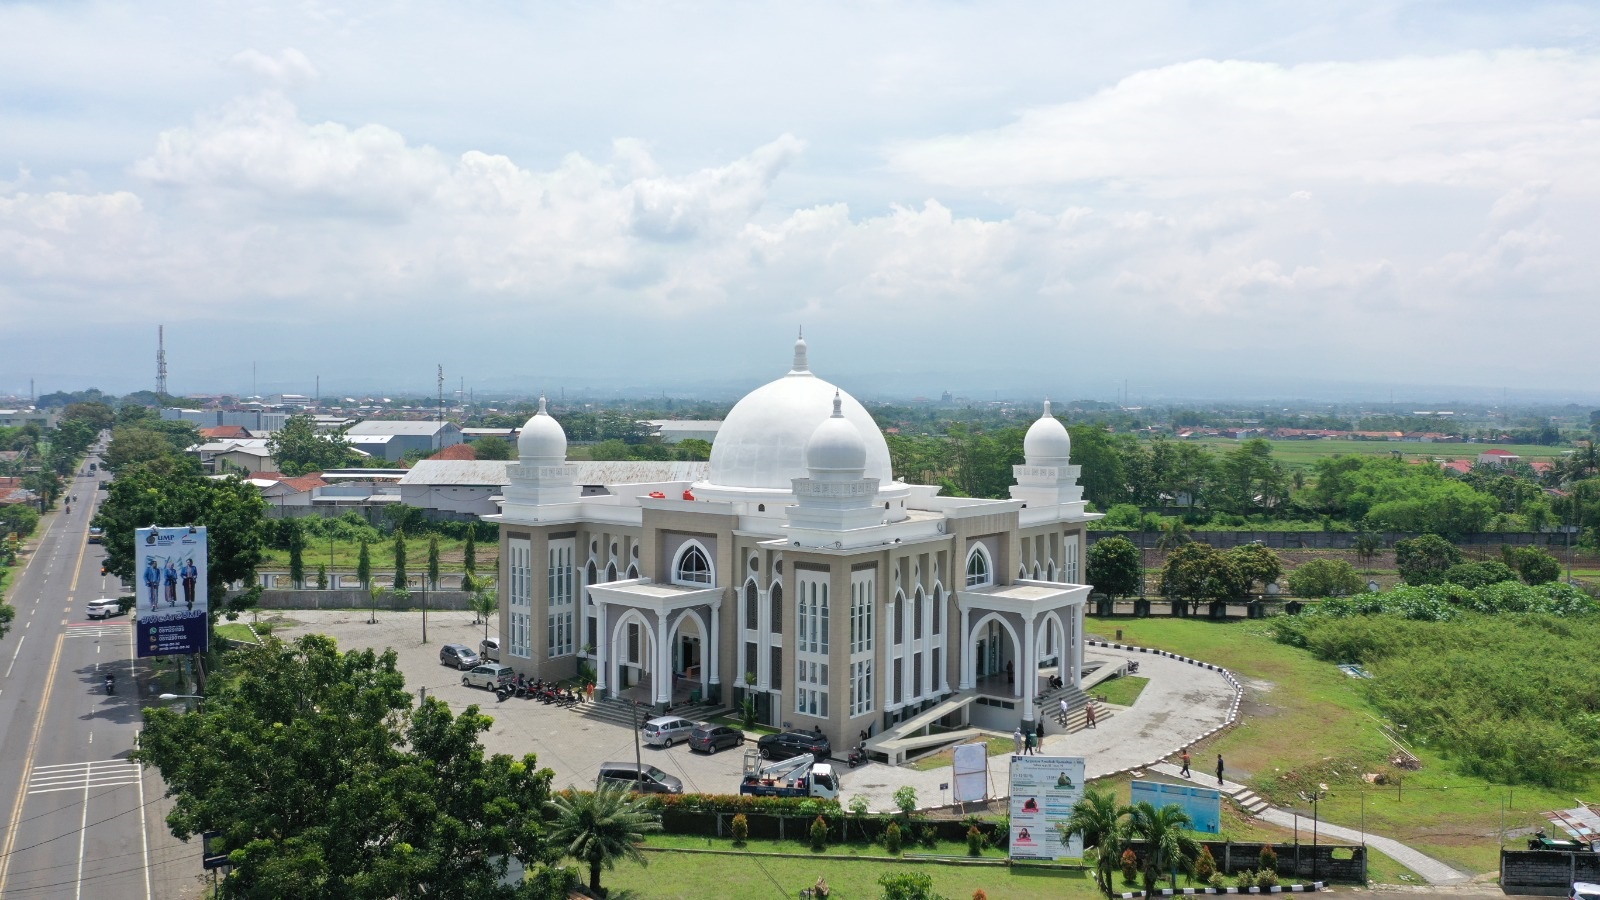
[641,716,696,748]
[596,762,683,794]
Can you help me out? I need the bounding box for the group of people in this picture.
[144,557,200,610]
[1056,696,1096,728]
[1012,722,1046,755]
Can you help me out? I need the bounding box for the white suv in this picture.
[85,598,122,619]
[462,664,515,690]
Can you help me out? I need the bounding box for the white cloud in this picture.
[227,48,320,88]
[888,51,1600,195]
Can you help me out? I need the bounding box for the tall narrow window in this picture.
[770,583,783,633]
[744,580,759,631]
[850,570,875,716]
[795,573,830,719]
[508,538,532,658]
[547,538,574,657]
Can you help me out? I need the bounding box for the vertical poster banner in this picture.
[1008,755,1086,861]
[135,526,209,657]
[951,742,990,804]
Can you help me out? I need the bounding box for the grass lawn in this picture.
[259,537,499,572]
[1185,437,1570,468]
[214,623,258,644]
[910,735,1012,772]
[1091,675,1148,707]
[1092,616,1594,878]
[606,844,1103,899]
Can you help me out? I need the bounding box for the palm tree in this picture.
[1058,787,1130,897]
[1155,518,1192,552]
[547,782,663,896]
[469,576,498,642]
[1352,531,1383,573]
[1125,801,1201,896]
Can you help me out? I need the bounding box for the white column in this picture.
[755,590,769,689]
[1021,615,1036,723]
[958,605,973,690]
[656,613,673,705]
[920,596,932,698]
[596,602,609,693]
[885,601,897,704]
[708,602,720,688]
[1072,605,1085,689]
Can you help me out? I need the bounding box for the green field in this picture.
[1095,616,1585,877]
[1186,437,1567,469]
[259,537,498,572]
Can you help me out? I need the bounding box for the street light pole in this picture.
[1298,784,1328,883]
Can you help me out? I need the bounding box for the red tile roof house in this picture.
[1478,449,1520,466]
[199,425,253,440]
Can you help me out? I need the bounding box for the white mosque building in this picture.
[489,335,1097,757]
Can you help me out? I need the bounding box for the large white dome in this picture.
[705,337,893,490]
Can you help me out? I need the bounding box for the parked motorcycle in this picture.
[847,744,867,768]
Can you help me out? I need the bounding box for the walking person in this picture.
[1059,697,1069,725]
[585,681,594,702]
[1216,754,1225,786]
[1012,727,1023,755]
[1085,700,1097,729]
[1180,748,1191,778]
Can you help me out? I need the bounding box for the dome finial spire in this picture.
[538,395,548,415]
[791,329,810,374]
[832,390,842,417]
[1042,397,1052,418]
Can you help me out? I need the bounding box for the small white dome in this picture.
[805,393,868,477]
[1023,399,1071,465]
[517,397,567,464]
[705,336,893,490]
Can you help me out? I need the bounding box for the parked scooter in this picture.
[847,744,867,768]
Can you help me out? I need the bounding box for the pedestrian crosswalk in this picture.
[64,623,130,639]
[26,760,143,795]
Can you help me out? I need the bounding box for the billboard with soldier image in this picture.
[135,526,209,657]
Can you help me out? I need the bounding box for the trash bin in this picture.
[1115,629,1122,641]
[689,689,701,703]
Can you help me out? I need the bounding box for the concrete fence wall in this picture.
[1501,850,1600,895]
[256,589,476,611]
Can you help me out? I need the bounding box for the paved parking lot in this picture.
[266,609,1238,812]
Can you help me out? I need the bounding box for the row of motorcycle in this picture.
[496,675,583,706]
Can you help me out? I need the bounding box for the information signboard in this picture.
[134,526,209,657]
[1130,780,1223,833]
[1007,755,1085,861]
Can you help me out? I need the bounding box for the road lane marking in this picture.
[0,632,67,894]
[137,740,152,900]
[4,635,24,678]
[75,777,88,900]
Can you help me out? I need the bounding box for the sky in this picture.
[2,1,1598,404]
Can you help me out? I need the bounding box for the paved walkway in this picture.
[1146,763,1472,886]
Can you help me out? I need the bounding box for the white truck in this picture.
[738,750,839,800]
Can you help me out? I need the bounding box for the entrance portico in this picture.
[957,579,1089,727]
[590,578,722,708]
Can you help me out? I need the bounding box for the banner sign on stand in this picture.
[1008,755,1085,861]
[134,526,209,657]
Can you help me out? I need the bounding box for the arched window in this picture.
[744,580,759,629]
[587,561,598,585]
[913,588,924,640]
[966,545,992,587]
[770,582,783,633]
[605,562,617,583]
[625,563,639,580]
[673,542,713,586]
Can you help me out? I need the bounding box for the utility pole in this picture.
[437,364,444,452]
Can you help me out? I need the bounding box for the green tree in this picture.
[1226,543,1282,595]
[1393,534,1463,586]
[105,425,183,472]
[1286,558,1364,598]
[62,400,116,432]
[1159,543,1247,611]
[1058,787,1129,897]
[357,539,372,588]
[1443,560,1518,588]
[1155,518,1191,552]
[267,414,356,476]
[0,504,41,539]
[1504,545,1561,585]
[1087,537,1143,599]
[1213,439,1288,515]
[1124,801,1200,896]
[134,634,557,898]
[673,438,712,461]
[91,461,267,615]
[393,530,408,590]
[1066,425,1126,510]
[427,535,440,590]
[285,519,306,588]
[470,436,513,460]
[471,577,499,642]
[464,528,477,577]
[316,564,328,590]
[546,782,662,896]
[1352,532,1383,572]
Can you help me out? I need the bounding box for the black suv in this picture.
[756,730,831,761]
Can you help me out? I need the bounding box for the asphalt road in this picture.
[0,453,202,899]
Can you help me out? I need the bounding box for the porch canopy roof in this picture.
[956,579,1090,616]
[589,578,723,614]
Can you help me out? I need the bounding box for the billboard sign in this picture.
[951,742,990,803]
[1008,755,1086,861]
[134,526,209,657]
[1130,780,1223,833]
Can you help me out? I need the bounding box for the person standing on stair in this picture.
[1216,754,1225,786]
[1059,697,1069,725]
[1180,748,1191,778]
[1085,700,1097,729]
